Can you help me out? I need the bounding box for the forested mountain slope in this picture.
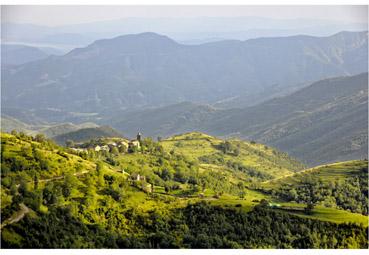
[210,73,368,165]
[108,73,368,166]
[1,44,49,65]
[1,131,368,248]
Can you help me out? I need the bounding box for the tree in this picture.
[18,132,26,139]
[19,178,30,196]
[305,202,315,215]
[174,168,187,183]
[0,143,5,162]
[219,141,232,154]
[111,147,119,156]
[128,145,138,153]
[65,140,75,148]
[10,183,18,196]
[43,183,58,205]
[21,146,32,157]
[118,145,127,153]
[237,181,244,190]
[155,144,164,154]
[239,191,246,200]
[62,174,78,199]
[161,168,173,181]
[234,148,240,156]
[96,161,104,174]
[201,180,207,192]
[259,199,269,208]
[33,174,39,190]
[288,188,298,201]
[164,184,171,193]
[35,133,46,143]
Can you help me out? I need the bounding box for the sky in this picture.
[1,5,368,27]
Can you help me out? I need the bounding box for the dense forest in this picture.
[1,131,368,248]
[271,170,368,215]
[260,161,369,216]
[2,202,368,248]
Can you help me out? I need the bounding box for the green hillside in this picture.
[1,132,96,216]
[52,126,123,145]
[1,131,368,248]
[261,160,368,215]
[160,132,304,179]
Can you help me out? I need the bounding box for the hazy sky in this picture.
[2,5,368,26]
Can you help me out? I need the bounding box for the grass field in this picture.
[276,202,369,227]
[161,132,304,179]
[262,160,368,190]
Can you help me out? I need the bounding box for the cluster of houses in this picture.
[71,132,142,153]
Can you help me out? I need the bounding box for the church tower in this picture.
[137,132,142,142]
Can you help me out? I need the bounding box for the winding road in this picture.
[1,203,30,230]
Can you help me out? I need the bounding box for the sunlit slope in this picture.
[1,132,96,179]
[260,159,368,217]
[262,160,368,189]
[1,132,368,248]
[160,132,304,179]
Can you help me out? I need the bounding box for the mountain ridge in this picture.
[106,72,368,166]
[2,31,367,114]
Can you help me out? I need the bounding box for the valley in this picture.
[2,72,368,166]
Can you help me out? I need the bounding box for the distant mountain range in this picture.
[1,44,64,65]
[0,114,122,146]
[2,17,367,48]
[108,73,368,166]
[2,31,368,116]
[2,73,367,165]
[0,114,99,138]
[211,73,368,165]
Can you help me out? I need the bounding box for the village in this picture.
[69,132,142,154]
[68,132,156,193]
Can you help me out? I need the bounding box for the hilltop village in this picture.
[69,132,142,154]
[67,132,155,192]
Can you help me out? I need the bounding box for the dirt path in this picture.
[37,165,124,184]
[1,203,30,230]
[37,170,90,183]
[261,172,295,184]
